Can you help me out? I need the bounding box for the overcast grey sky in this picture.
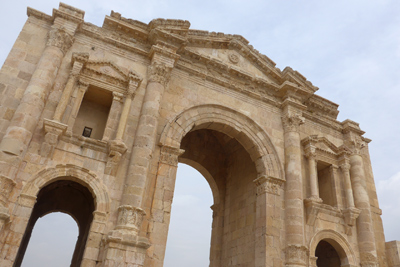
[2,1,400,266]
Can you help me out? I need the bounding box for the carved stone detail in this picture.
[116,205,146,234]
[253,175,285,196]
[105,140,128,176]
[159,145,185,167]
[343,207,361,235]
[0,175,16,208]
[360,252,378,267]
[47,27,74,55]
[41,119,68,158]
[148,62,172,86]
[228,52,240,64]
[285,245,309,266]
[282,113,305,132]
[346,138,366,155]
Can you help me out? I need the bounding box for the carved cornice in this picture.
[46,27,74,55]
[148,62,173,86]
[159,145,185,167]
[285,245,309,266]
[305,94,339,120]
[253,175,285,196]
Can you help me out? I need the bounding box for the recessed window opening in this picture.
[164,163,213,267]
[73,85,112,140]
[21,212,79,267]
[317,161,334,206]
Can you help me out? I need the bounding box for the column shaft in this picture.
[350,153,378,266]
[308,155,319,199]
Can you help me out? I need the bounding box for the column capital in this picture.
[46,27,74,55]
[112,91,124,102]
[77,80,89,91]
[302,135,318,159]
[345,138,366,155]
[159,145,185,167]
[282,112,305,132]
[253,175,285,196]
[127,70,143,97]
[116,205,146,234]
[148,61,173,86]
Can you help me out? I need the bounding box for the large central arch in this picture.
[148,104,284,266]
[159,104,283,179]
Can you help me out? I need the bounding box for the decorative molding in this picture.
[159,145,185,167]
[304,198,344,226]
[253,175,285,196]
[47,27,74,55]
[285,245,309,266]
[41,119,68,158]
[228,52,240,64]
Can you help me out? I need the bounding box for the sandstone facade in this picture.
[0,3,398,267]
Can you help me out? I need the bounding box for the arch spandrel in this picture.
[20,164,110,216]
[310,229,357,266]
[159,104,284,180]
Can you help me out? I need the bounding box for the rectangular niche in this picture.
[73,85,112,140]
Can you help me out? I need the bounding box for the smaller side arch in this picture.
[310,229,357,266]
[20,164,110,214]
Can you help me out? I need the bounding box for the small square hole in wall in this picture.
[82,127,92,138]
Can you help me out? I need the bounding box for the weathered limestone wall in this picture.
[386,241,400,267]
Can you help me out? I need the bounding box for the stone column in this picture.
[282,100,308,267]
[330,165,343,208]
[210,203,224,267]
[0,27,73,157]
[66,80,89,134]
[102,92,123,142]
[105,72,142,176]
[104,50,178,266]
[303,138,321,202]
[349,140,378,266]
[254,175,285,267]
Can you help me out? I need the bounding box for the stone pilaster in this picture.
[282,98,308,267]
[254,175,285,267]
[102,92,123,141]
[302,135,321,202]
[210,203,224,267]
[146,145,184,267]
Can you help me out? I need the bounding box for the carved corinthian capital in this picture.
[282,113,305,132]
[253,175,285,196]
[47,27,74,55]
[346,138,366,155]
[148,61,172,86]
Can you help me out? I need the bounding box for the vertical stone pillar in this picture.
[282,99,308,267]
[330,165,343,208]
[0,27,73,157]
[349,140,378,266]
[104,46,179,266]
[105,72,142,176]
[102,92,123,141]
[146,145,184,267]
[254,175,285,267]
[210,203,224,267]
[302,137,321,202]
[66,80,89,134]
[53,53,88,122]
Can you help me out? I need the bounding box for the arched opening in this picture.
[176,128,258,266]
[315,240,341,267]
[21,212,79,267]
[15,180,95,267]
[164,163,213,267]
